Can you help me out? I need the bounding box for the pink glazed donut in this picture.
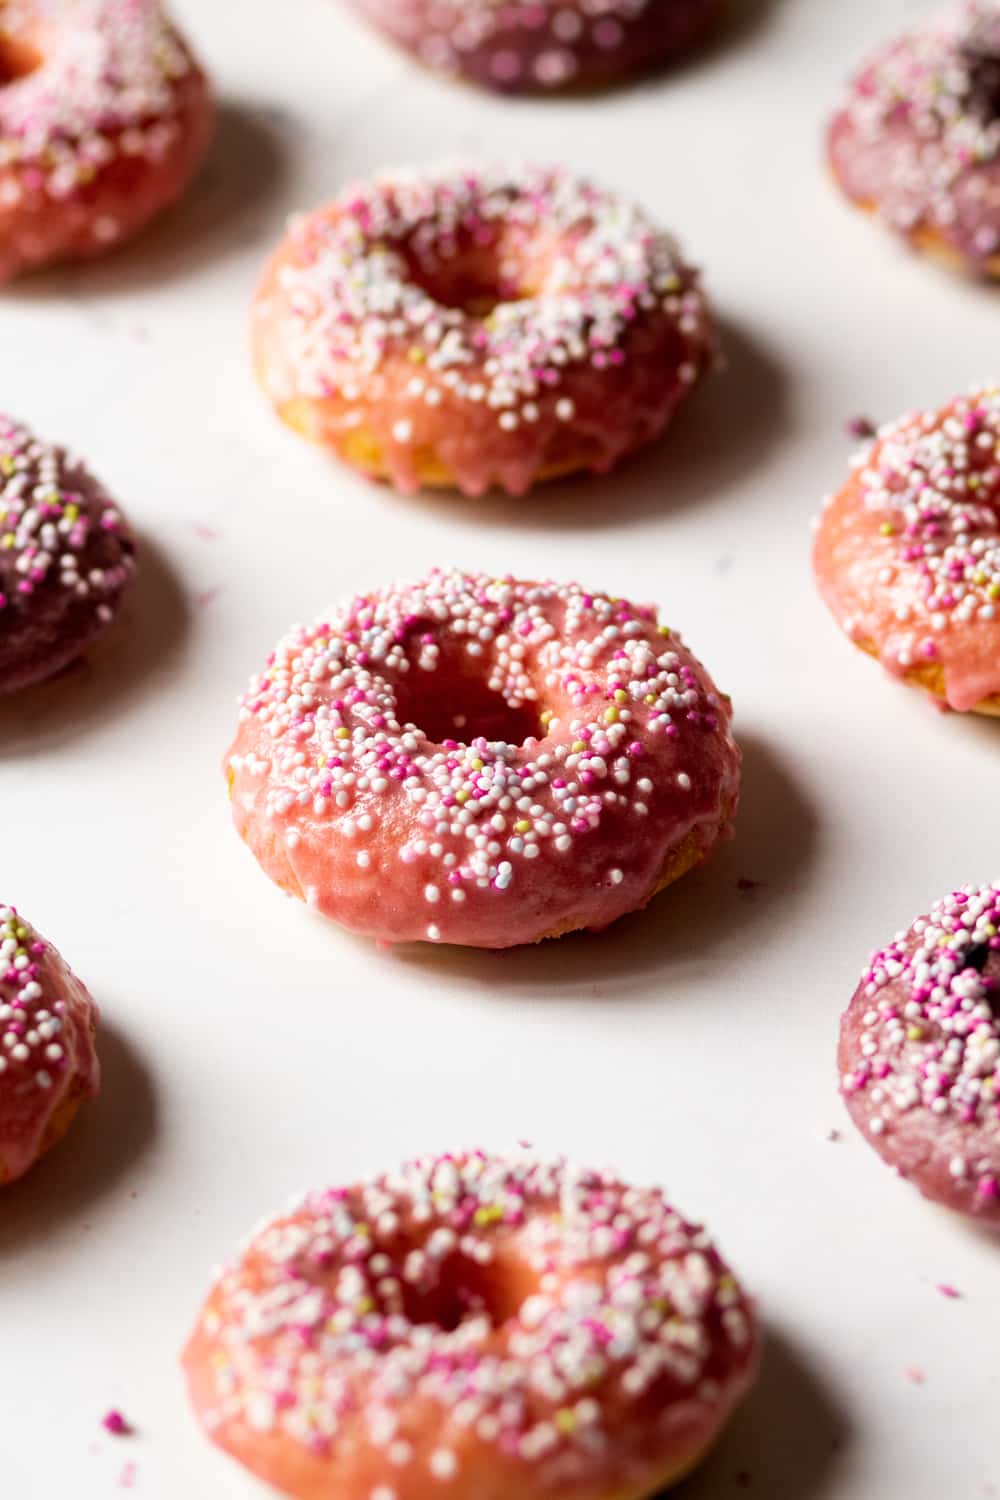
[183,1151,758,1500]
[225,569,741,948]
[0,0,214,282]
[828,1,1000,275]
[0,903,99,1186]
[0,414,136,694]
[840,882,1000,1225]
[251,164,716,497]
[813,384,1000,715]
[345,0,722,93]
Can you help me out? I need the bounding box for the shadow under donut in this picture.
[0,1020,156,1255]
[386,729,817,998]
[0,533,189,756]
[673,1326,850,1500]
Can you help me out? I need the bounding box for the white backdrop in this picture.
[1,1,997,1497]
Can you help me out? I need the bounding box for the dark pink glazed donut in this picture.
[839,882,1000,1224]
[0,903,100,1186]
[0,415,136,693]
[0,0,214,282]
[828,1,1000,275]
[225,569,741,949]
[345,0,721,93]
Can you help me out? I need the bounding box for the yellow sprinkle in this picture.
[0,456,14,476]
[64,503,79,522]
[604,707,619,724]
[335,727,350,739]
[474,1205,503,1225]
[1,534,14,549]
[989,583,1000,600]
[907,1025,925,1041]
[471,758,484,771]
[555,1410,576,1434]
[455,789,470,804]
[614,689,627,703]
[879,522,895,536]
[658,625,671,636]
[572,740,586,753]
[515,819,531,833]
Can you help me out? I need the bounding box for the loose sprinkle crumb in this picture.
[102,1410,133,1437]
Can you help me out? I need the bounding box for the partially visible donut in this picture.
[251,164,716,497]
[183,1150,758,1500]
[0,415,136,693]
[828,1,1000,276]
[345,0,721,93]
[224,569,741,948]
[813,385,1000,714]
[0,0,214,282]
[840,883,1000,1224]
[0,903,99,1186]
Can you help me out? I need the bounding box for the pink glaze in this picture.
[183,1151,758,1500]
[346,0,721,93]
[0,903,99,1185]
[827,2,1000,270]
[0,414,136,694]
[839,883,1000,1225]
[251,164,716,497]
[0,0,214,282]
[226,570,741,949]
[813,386,1000,712]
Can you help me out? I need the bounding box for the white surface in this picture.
[1,0,998,1496]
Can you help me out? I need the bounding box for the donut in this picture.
[344,0,721,94]
[0,414,136,693]
[811,384,1000,714]
[182,1150,758,1500]
[827,1,1000,276]
[251,164,716,497]
[0,0,214,282]
[0,903,99,1186]
[224,569,740,948]
[840,883,1000,1224]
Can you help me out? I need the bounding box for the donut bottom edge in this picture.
[273,397,677,498]
[851,637,1000,716]
[0,1073,88,1187]
[833,185,1000,280]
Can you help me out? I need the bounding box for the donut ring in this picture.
[183,1150,758,1500]
[828,2,1000,276]
[0,414,136,693]
[840,883,1000,1223]
[0,0,214,282]
[224,569,740,948]
[812,385,1000,715]
[0,903,99,1186]
[345,0,721,94]
[251,164,716,497]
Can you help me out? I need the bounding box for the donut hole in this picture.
[396,667,541,747]
[401,1252,533,1332]
[402,245,533,318]
[0,36,41,84]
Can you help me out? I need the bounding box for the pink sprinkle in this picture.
[192,523,220,542]
[936,1284,961,1300]
[119,1461,137,1489]
[103,1410,133,1437]
[904,1366,926,1385]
